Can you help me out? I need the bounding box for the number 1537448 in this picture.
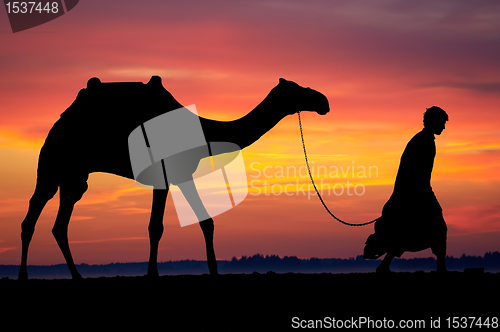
[5,2,59,14]
[446,317,498,329]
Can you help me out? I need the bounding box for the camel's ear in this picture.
[148,75,162,86]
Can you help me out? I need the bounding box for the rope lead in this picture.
[298,111,378,227]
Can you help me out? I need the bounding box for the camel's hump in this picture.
[60,75,184,129]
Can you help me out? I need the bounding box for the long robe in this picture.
[364,129,447,259]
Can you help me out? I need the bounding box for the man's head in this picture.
[423,106,448,135]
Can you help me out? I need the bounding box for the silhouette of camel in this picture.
[363,106,449,273]
[18,76,330,280]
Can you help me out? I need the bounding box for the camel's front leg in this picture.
[200,218,218,275]
[177,180,218,275]
[147,189,168,278]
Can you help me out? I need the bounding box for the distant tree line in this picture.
[0,252,498,279]
[221,251,500,273]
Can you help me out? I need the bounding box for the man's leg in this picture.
[376,251,396,273]
[432,216,448,272]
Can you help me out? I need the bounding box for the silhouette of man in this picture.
[364,106,449,273]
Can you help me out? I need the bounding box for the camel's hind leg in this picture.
[19,180,58,280]
[51,180,88,279]
[147,189,168,278]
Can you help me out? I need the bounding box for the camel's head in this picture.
[277,78,330,116]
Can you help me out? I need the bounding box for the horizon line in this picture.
[1,251,498,267]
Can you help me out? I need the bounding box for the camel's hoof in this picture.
[71,273,84,280]
[376,266,391,274]
[146,269,160,278]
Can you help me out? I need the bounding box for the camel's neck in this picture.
[201,96,289,150]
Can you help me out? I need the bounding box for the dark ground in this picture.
[1,271,498,331]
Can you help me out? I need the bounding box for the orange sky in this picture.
[0,0,499,267]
